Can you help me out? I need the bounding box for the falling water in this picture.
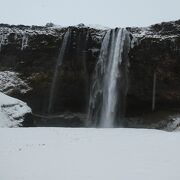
[21,32,28,50]
[48,30,70,114]
[88,28,130,127]
[0,33,8,52]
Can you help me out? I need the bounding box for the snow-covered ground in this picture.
[0,128,180,180]
[0,92,31,127]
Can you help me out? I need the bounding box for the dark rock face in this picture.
[0,20,180,127]
[21,112,34,127]
[128,20,180,116]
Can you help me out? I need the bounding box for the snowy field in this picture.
[0,128,180,180]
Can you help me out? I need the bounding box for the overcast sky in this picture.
[0,0,179,27]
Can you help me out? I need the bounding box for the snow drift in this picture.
[0,92,32,127]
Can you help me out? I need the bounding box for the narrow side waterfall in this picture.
[21,32,28,50]
[48,30,70,114]
[88,28,130,127]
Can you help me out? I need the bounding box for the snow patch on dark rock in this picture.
[0,71,31,94]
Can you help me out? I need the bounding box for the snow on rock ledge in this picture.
[0,92,32,127]
[0,71,31,94]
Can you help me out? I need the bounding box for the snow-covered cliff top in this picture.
[1,20,179,53]
[129,19,180,40]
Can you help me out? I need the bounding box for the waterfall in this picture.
[48,30,70,114]
[21,32,28,50]
[0,33,8,52]
[88,28,130,127]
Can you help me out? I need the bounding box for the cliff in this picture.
[0,24,105,115]
[0,20,180,128]
[128,20,180,115]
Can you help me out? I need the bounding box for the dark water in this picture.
[33,113,86,127]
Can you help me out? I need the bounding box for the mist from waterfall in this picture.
[48,30,70,114]
[88,28,130,128]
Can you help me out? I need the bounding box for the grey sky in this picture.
[0,0,179,27]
